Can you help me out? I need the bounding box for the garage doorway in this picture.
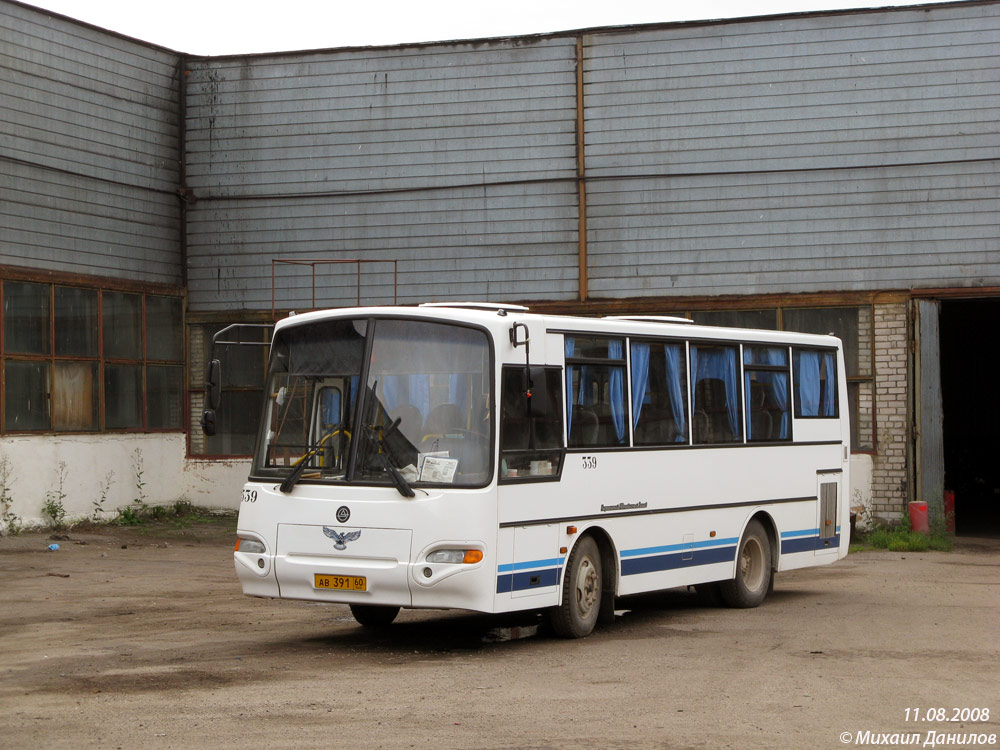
[940,298,1000,535]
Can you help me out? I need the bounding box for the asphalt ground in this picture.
[1,520,997,749]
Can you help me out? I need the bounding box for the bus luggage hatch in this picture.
[816,474,841,555]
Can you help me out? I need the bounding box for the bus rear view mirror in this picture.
[202,359,222,436]
[200,408,217,436]
[206,358,222,410]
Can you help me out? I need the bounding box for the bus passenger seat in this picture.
[570,406,599,446]
[422,403,463,441]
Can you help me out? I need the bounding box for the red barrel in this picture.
[908,501,929,534]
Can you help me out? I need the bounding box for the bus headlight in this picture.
[235,537,266,554]
[427,549,483,564]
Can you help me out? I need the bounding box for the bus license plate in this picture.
[314,574,367,591]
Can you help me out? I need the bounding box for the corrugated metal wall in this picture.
[0,1,182,284]
[183,1,999,312]
[3,1,996,304]
[584,3,1000,298]
[183,39,581,311]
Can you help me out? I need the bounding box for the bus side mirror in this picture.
[206,359,222,410]
[201,359,222,436]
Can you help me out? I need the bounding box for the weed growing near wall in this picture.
[93,471,114,521]
[42,462,69,530]
[0,455,21,536]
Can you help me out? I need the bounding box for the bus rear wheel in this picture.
[350,604,400,628]
[549,535,602,638]
[719,519,772,608]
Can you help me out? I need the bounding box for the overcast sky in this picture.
[22,0,955,55]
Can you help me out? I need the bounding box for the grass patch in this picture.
[72,501,237,538]
[854,526,953,552]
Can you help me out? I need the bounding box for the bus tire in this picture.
[719,519,772,608]
[549,535,602,638]
[350,604,400,628]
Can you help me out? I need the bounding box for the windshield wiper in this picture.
[279,446,322,493]
[367,417,415,498]
[278,430,342,493]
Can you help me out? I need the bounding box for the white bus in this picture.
[207,303,850,638]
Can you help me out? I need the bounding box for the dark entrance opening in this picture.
[940,298,1000,536]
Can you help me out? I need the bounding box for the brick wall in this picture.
[871,302,909,521]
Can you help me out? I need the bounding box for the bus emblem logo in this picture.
[336,506,351,523]
[323,527,361,550]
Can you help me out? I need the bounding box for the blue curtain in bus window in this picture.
[382,375,406,411]
[381,374,430,418]
[321,389,341,426]
[795,350,821,416]
[449,374,468,417]
[565,338,575,434]
[691,345,739,439]
[410,374,430,419]
[664,344,687,442]
[630,342,650,429]
[768,348,790,438]
[822,351,836,417]
[608,340,625,443]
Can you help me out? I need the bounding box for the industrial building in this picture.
[1,0,997,532]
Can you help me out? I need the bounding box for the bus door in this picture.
[497,364,566,599]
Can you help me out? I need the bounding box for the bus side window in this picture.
[631,340,688,445]
[744,346,791,442]
[500,366,564,481]
[565,336,627,447]
[690,345,742,444]
[793,348,838,418]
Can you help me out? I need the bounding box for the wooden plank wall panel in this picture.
[186,182,580,311]
[583,2,1000,297]
[184,38,578,195]
[0,1,181,284]
[586,161,1000,297]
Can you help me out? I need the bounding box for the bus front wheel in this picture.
[719,519,772,608]
[350,604,400,628]
[549,535,602,638]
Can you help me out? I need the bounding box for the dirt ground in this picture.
[1,518,998,750]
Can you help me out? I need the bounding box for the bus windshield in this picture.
[253,317,493,489]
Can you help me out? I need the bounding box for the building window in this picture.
[691,309,778,330]
[0,280,184,434]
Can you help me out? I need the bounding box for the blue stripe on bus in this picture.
[621,537,739,558]
[497,557,565,573]
[497,528,845,593]
[621,545,737,576]
[496,566,562,594]
[781,534,840,554]
[781,528,820,538]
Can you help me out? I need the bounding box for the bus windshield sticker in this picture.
[420,456,459,483]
